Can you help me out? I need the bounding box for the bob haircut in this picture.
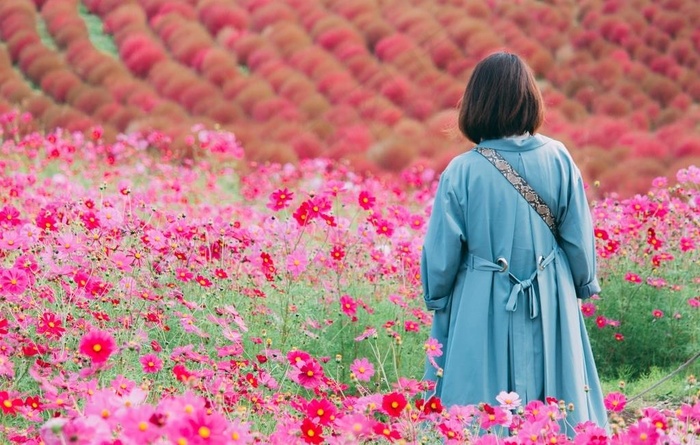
[458,52,544,143]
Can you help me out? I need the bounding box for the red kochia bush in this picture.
[233,81,277,115]
[72,88,112,115]
[23,95,54,119]
[157,2,196,19]
[249,2,295,30]
[315,27,365,51]
[0,79,33,102]
[298,94,331,119]
[246,47,280,72]
[17,43,51,74]
[103,5,147,33]
[330,0,376,20]
[251,97,300,122]
[278,75,317,103]
[205,102,245,125]
[40,71,81,102]
[317,72,358,104]
[352,14,394,50]
[179,83,219,111]
[257,64,295,91]
[374,34,414,62]
[266,22,311,57]
[6,31,41,62]
[82,0,127,16]
[24,55,62,83]
[197,1,249,35]
[290,131,323,159]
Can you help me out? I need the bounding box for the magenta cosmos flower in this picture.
[79,330,117,364]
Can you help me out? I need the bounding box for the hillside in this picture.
[1,0,699,196]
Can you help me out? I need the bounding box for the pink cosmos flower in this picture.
[286,249,308,278]
[624,420,660,445]
[625,272,642,283]
[404,320,420,332]
[168,408,229,445]
[140,354,163,374]
[226,417,254,444]
[293,359,325,389]
[0,267,29,295]
[358,191,375,210]
[110,252,133,272]
[680,237,695,252]
[580,302,596,317]
[0,230,22,250]
[79,330,117,364]
[306,398,338,426]
[479,403,511,429]
[40,416,111,445]
[652,309,664,318]
[55,233,80,256]
[0,205,21,227]
[118,404,162,443]
[424,338,443,357]
[333,413,373,440]
[339,294,358,319]
[604,392,627,412]
[350,358,375,382]
[267,188,294,211]
[408,213,425,230]
[175,268,194,282]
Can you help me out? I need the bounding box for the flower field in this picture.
[1,0,700,197]
[0,112,698,443]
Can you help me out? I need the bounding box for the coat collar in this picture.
[477,133,548,152]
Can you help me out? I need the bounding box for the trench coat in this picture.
[421,133,608,428]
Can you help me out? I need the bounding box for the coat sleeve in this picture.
[421,171,466,311]
[557,165,601,299]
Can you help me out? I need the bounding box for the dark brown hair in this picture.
[458,52,544,143]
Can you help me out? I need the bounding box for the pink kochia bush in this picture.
[0,111,698,443]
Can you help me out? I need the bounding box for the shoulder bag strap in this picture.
[474,146,558,239]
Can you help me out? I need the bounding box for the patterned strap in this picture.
[474,147,558,238]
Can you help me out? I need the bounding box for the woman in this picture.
[421,52,607,429]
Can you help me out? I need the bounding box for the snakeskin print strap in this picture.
[474,147,558,238]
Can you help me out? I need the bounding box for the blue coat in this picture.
[421,134,608,428]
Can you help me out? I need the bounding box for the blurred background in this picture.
[1,0,699,197]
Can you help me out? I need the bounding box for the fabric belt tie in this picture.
[467,248,557,319]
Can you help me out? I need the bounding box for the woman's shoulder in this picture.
[442,149,482,176]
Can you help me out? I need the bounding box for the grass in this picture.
[79,2,118,56]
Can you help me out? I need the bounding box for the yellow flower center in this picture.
[93,344,102,352]
[101,409,109,418]
[139,422,148,432]
[199,427,210,438]
[317,408,324,416]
